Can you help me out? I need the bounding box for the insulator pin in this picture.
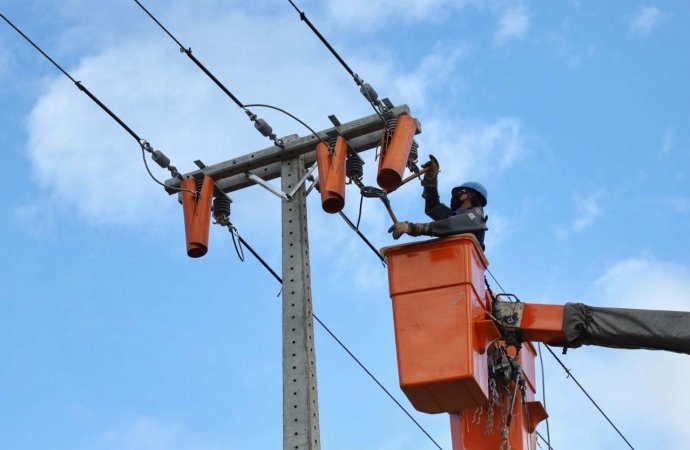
[254,118,273,137]
[360,83,379,103]
[151,150,171,169]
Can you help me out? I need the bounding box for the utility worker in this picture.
[388,155,489,249]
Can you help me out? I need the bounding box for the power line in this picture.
[224,227,441,449]
[133,0,286,148]
[0,12,193,195]
[543,344,636,450]
[286,0,386,120]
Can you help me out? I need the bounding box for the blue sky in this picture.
[1,1,689,449]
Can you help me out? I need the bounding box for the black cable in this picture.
[355,194,364,230]
[229,226,246,262]
[226,228,441,448]
[231,229,280,283]
[0,13,75,82]
[543,345,635,450]
[133,0,245,109]
[285,1,385,121]
[0,13,143,144]
[141,146,177,190]
[311,314,443,450]
[537,343,552,449]
[244,103,330,148]
[487,268,508,294]
[287,0,355,77]
[0,12,194,194]
[338,212,386,265]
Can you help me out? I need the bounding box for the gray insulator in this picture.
[151,150,170,169]
[213,194,232,220]
[329,136,338,151]
[254,118,273,137]
[360,83,379,103]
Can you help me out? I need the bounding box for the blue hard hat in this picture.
[452,181,488,206]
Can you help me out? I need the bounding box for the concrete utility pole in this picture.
[165,104,418,450]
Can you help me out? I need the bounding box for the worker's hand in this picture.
[420,154,439,187]
[388,221,412,240]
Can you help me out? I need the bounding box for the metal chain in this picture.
[472,405,484,425]
[486,378,500,434]
[499,427,511,450]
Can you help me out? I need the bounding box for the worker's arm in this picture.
[389,207,488,239]
[423,187,454,220]
[428,207,488,237]
[420,154,454,220]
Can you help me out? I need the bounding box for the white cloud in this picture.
[557,191,605,237]
[421,116,527,193]
[630,6,665,36]
[391,42,471,110]
[494,5,530,45]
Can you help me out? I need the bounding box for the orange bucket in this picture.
[381,235,495,413]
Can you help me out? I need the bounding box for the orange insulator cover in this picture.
[181,176,214,258]
[377,114,416,191]
[316,141,338,212]
[323,136,347,213]
[381,235,493,414]
[316,138,347,214]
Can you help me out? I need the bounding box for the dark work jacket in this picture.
[423,186,488,249]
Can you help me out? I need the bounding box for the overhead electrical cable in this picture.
[339,212,386,265]
[0,12,194,196]
[286,0,386,121]
[133,0,286,148]
[222,230,440,449]
[543,344,636,449]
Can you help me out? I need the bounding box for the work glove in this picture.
[420,154,439,188]
[388,221,413,240]
[387,222,432,240]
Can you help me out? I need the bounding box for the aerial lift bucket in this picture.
[382,235,548,450]
[181,175,214,258]
[315,139,346,214]
[377,114,416,191]
[381,235,499,414]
